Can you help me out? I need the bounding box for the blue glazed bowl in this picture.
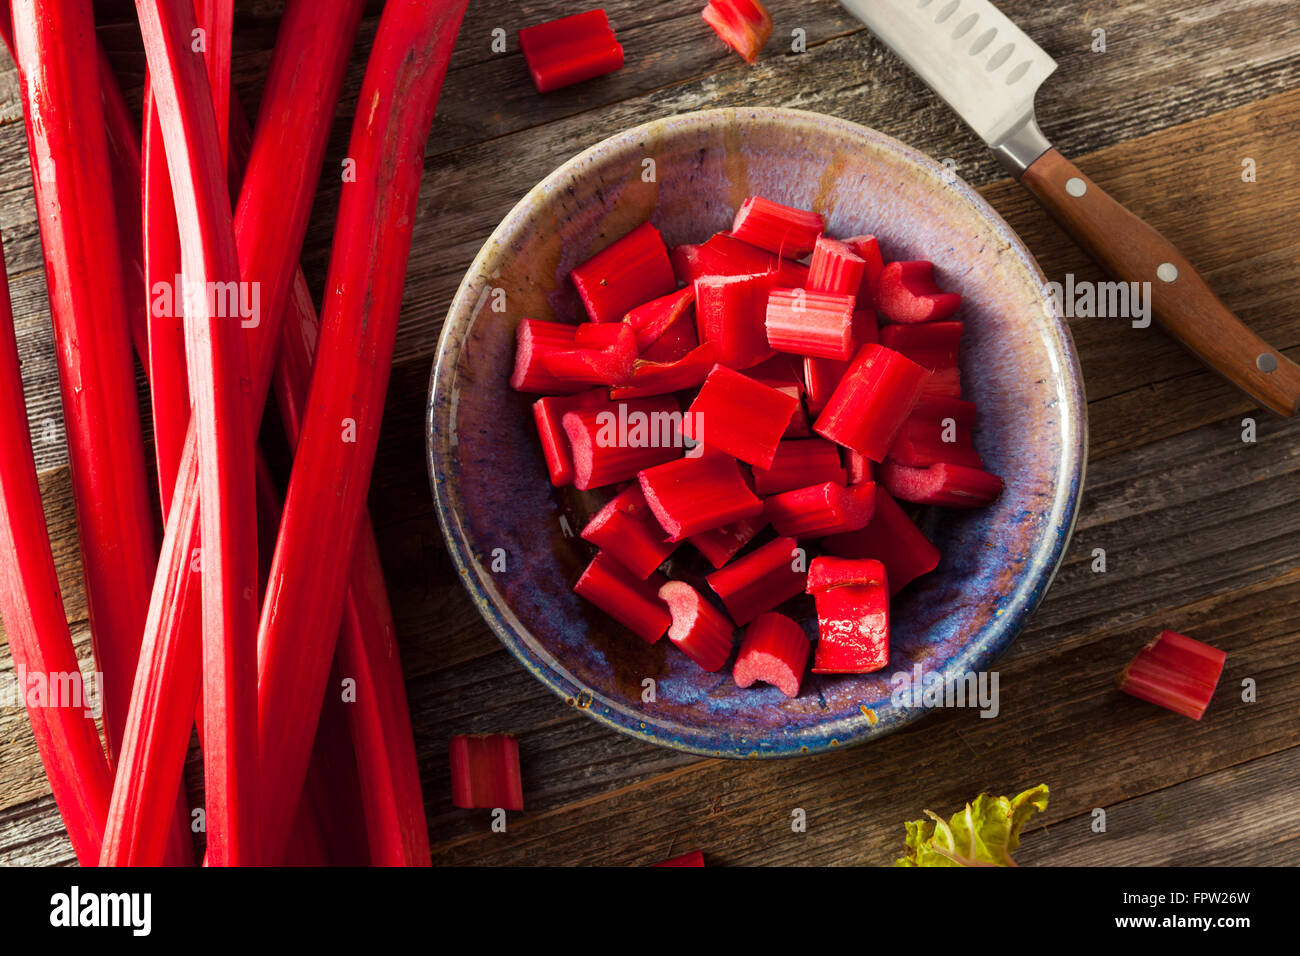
[428,108,1085,758]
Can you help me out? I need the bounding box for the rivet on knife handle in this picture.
[1017,149,1300,418]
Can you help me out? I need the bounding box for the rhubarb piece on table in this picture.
[518,9,624,94]
[887,394,984,469]
[611,342,716,398]
[659,581,735,671]
[653,850,705,867]
[449,734,524,811]
[562,396,683,489]
[689,514,767,568]
[733,612,810,698]
[1117,630,1227,721]
[624,286,696,352]
[533,389,609,486]
[730,196,823,258]
[876,260,962,324]
[843,235,885,308]
[814,343,930,461]
[880,321,963,398]
[542,322,638,386]
[752,438,846,496]
[879,460,1003,508]
[582,484,678,579]
[707,535,807,625]
[684,364,799,468]
[702,0,773,65]
[638,453,763,541]
[822,488,940,594]
[694,272,775,369]
[765,480,877,538]
[765,288,858,361]
[511,318,584,393]
[807,236,867,297]
[671,231,808,287]
[571,221,676,323]
[807,557,890,674]
[574,552,672,643]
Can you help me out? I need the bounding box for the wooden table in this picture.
[1,0,1297,866]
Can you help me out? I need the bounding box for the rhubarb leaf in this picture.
[895,784,1049,867]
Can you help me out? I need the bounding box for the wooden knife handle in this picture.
[1020,148,1300,417]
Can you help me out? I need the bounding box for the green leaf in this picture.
[895,784,1049,867]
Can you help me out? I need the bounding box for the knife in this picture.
[839,0,1300,417]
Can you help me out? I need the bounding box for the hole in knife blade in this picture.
[1006,60,1031,84]
[953,13,978,40]
[987,43,1015,71]
[935,1,959,24]
[970,27,997,55]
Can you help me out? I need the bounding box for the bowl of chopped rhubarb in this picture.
[429,108,1085,757]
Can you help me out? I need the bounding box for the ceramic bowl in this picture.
[428,107,1085,757]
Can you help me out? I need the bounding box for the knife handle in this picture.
[1019,148,1300,417]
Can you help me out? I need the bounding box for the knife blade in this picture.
[839,0,1300,417]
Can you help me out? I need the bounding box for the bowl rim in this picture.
[427,106,1087,758]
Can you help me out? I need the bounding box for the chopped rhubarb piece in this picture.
[449,734,524,811]
[582,485,678,579]
[876,260,962,324]
[822,488,940,594]
[888,395,984,469]
[689,514,766,568]
[659,581,735,671]
[1117,630,1226,721]
[803,356,846,415]
[611,342,716,398]
[733,612,809,698]
[730,196,823,258]
[752,438,846,496]
[707,536,807,625]
[653,850,705,867]
[765,480,877,538]
[642,314,700,363]
[843,235,885,309]
[702,0,772,65]
[783,399,812,438]
[574,552,672,643]
[624,286,696,351]
[542,322,638,385]
[533,389,609,486]
[879,460,1003,508]
[814,344,930,460]
[518,9,624,94]
[747,352,805,393]
[684,364,799,468]
[846,449,874,484]
[511,318,584,393]
[562,397,683,489]
[808,236,868,297]
[765,288,858,361]
[694,272,775,369]
[806,557,890,674]
[670,232,808,287]
[638,453,763,541]
[571,222,676,324]
[880,321,963,397]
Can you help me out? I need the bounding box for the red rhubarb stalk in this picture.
[807,557,891,674]
[533,389,609,486]
[684,364,798,468]
[659,582,735,671]
[688,515,766,568]
[574,553,672,643]
[653,850,706,867]
[765,480,877,538]
[570,222,676,324]
[610,342,716,398]
[542,323,638,385]
[880,321,963,398]
[730,197,823,258]
[879,460,1003,508]
[888,395,984,469]
[562,397,683,489]
[671,232,808,287]
[807,236,867,297]
[702,0,773,65]
[876,260,962,324]
[803,356,845,415]
[449,735,525,810]
[1117,631,1226,721]
[752,438,846,496]
[0,235,115,866]
[765,287,858,360]
[103,0,369,866]
[733,612,809,698]
[706,536,807,626]
[814,343,930,460]
[582,485,678,579]
[694,272,776,370]
[822,488,940,594]
[511,318,584,394]
[255,0,469,860]
[623,286,696,351]
[843,235,884,309]
[638,453,764,541]
[518,9,624,94]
